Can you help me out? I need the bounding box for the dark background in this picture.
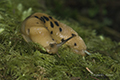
[40,0,120,42]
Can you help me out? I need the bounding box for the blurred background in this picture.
[50,0,120,42]
[46,0,120,42]
[39,0,120,42]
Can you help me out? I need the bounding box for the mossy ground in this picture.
[0,0,120,80]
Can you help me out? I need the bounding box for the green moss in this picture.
[0,0,120,80]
